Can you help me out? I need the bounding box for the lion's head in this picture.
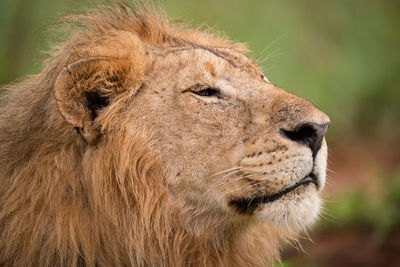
[0,2,329,266]
[144,46,329,232]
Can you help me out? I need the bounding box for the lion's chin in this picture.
[255,187,321,232]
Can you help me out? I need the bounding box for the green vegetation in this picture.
[325,169,400,241]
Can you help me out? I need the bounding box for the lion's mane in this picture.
[0,2,286,266]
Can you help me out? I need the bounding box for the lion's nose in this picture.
[281,122,330,156]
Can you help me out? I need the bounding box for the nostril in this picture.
[282,125,316,145]
[281,122,329,156]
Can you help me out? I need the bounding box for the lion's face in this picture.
[125,46,330,232]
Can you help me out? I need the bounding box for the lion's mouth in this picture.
[229,173,318,214]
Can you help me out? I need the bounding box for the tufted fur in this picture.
[0,1,329,266]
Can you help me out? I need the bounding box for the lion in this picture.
[0,2,330,266]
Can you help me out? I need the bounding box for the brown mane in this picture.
[0,2,288,266]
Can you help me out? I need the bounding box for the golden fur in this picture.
[0,2,329,266]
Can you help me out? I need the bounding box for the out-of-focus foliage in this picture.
[0,0,399,138]
[325,168,400,240]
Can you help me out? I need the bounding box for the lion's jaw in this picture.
[128,47,330,234]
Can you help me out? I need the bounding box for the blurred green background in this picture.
[1,0,399,265]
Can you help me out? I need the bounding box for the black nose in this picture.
[281,122,330,156]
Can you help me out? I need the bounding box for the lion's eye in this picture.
[192,88,221,98]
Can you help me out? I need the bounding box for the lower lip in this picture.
[255,174,318,203]
[229,173,318,213]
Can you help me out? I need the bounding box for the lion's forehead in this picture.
[150,45,264,79]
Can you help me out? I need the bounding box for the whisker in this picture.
[263,66,277,73]
[326,168,336,174]
[260,49,283,65]
[256,35,286,62]
[223,174,267,195]
[204,168,254,195]
[206,166,242,178]
[318,209,337,223]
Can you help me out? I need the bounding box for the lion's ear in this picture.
[54,56,143,144]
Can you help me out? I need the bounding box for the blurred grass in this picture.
[325,168,400,241]
[1,0,399,138]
